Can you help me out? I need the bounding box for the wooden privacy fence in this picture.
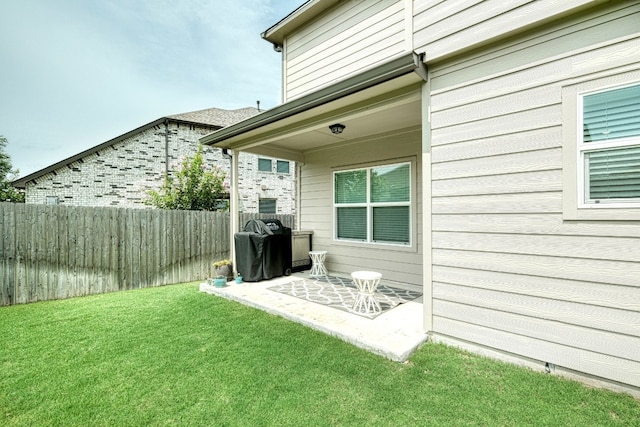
[0,202,294,306]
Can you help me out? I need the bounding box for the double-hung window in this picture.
[334,161,411,246]
[579,82,640,207]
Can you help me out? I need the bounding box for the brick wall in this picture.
[237,153,296,214]
[24,122,296,213]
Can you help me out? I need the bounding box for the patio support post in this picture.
[421,76,433,333]
[230,150,240,275]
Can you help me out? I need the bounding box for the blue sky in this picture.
[0,0,304,177]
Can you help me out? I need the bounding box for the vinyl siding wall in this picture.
[299,128,423,287]
[284,0,406,101]
[424,1,640,389]
[414,0,597,63]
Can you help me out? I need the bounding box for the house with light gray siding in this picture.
[13,107,296,214]
[200,1,640,396]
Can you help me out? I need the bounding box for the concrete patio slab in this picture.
[199,273,429,362]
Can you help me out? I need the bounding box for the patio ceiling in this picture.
[200,53,426,163]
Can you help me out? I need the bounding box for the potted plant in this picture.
[214,275,227,288]
[212,259,233,280]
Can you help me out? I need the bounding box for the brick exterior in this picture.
[23,121,295,214]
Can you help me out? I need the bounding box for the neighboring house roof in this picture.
[166,107,259,127]
[12,107,259,189]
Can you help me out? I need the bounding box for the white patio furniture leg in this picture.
[351,271,382,315]
[309,251,328,277]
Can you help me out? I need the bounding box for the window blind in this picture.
[587,145,640,200]
[373,206,409,243]
[335,170,366,203]
[370,163,410,203]
[336,207,366,240]
[583,84,640,142]
[582,83,640,202]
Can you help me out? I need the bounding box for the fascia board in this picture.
[200,52,426,148]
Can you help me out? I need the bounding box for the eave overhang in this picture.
[200,52,427,156]
[261,0,339,47]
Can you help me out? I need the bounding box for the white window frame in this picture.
[577,82,640,209]
[332,159,415,249]
[562,70,640,221]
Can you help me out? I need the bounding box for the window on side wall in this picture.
[276,160,290,174]
[562,73,640,221]
[333,161,411,246]
[258,158,272,172]
[579,82,640,207]
[259,198,276,214]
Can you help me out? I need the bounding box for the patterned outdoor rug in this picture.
[268,275,422,319]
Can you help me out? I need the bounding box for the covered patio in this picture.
[200,52,428,292]
[199,53,429,360]
[200,272,427,361]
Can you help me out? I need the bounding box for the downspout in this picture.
[421,66,433,334]
[296,162,303,230]
[164,119,170,178]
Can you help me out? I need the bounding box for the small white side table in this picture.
[309,251,328,277]
[351,271,382,315]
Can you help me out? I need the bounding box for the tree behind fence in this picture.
[0,203,294,306]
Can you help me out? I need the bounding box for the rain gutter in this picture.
[200,52,427,146]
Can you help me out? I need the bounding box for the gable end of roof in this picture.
[12,107,260,188]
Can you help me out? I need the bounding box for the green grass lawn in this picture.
[1,283,638,426]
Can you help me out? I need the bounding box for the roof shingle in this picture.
[167,107,260,127]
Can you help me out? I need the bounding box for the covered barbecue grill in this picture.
[234,219,292,282]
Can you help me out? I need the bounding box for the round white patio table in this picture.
[351,271,382,315]
[309,250,328,277]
